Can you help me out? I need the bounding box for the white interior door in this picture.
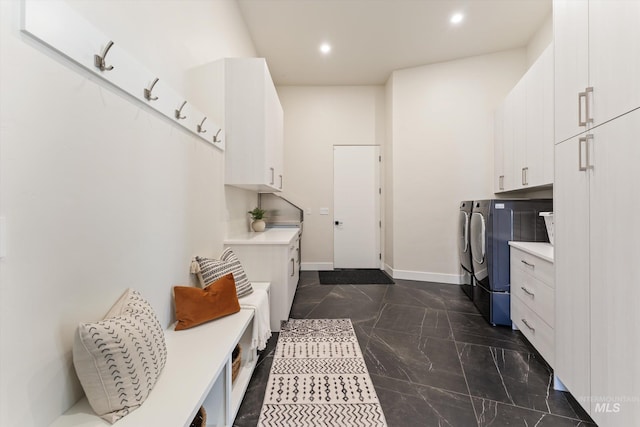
[333,145,380,269]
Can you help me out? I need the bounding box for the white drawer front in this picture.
[510,266,555,328]
[511,247,554,286]
[512,296,555,368]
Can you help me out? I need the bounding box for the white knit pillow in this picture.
[73,289,167,423]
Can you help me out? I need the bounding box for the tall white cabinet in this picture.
[494,44,554,192]
[554,1,640,425]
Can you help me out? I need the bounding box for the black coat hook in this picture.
[197,116,207,133]
[94,40,115,71]
[175,101,187,120]
[144,78,159,101]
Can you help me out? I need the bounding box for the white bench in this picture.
[50,282,271,427]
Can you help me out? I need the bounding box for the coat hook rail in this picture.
[94,40,114,71]
[213,128,222,143]
[197,116,207,133]
[144,77,159,101]
[175,101,187,120]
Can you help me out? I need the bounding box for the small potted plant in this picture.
[248,207,267,232]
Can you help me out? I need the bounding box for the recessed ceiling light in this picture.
[450,12,464,25]
[320,43,332,54]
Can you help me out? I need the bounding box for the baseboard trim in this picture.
[385,265,463,285]
[301,262,334,271]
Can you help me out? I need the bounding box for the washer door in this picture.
[458,210,472,272]
[470,212,487,282]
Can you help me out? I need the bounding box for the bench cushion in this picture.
[72,289,167,423]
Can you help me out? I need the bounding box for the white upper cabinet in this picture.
[188,58,284,192]
[494,44,554,192]
[554,0,640,144]
[224,58,284,192]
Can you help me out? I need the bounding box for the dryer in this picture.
[469,199,552,326]
[458,201,474,300]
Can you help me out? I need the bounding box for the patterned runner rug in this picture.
[257,319,388,426]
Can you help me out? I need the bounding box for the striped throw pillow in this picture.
[195,249,253,298]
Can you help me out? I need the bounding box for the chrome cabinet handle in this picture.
[499,175,504,190]
[578,87,594,127]
[279,174,283,190]
[290,258,295,277]
[579,136,587,171]
[270,167,275,185]
[521,286,535,297]
[521,167,529,186]
[521,318,535,333]
[579,135,593,171]
[521,260,535,268]
[578,91,587,127]
[585,87,593,124]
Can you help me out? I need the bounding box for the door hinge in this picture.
[379,187,382,195]
[379,220,382,228]
[379,253,382,260]
[379,155,382,162]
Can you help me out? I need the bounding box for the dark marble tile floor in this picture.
[233,271,596,426]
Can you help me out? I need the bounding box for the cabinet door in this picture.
[510,82,526,190]
[525,53,543,188]
[589,0,640,126]
[523,51,553,187]
[502,94,516,191]
[589,109,640,425]
[554,137,591,404]
[553,0,589,144]
[540,45,555,185]
[494,103,505,192]
[263,68,284,192]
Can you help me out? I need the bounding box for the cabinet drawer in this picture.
[512,296,555,367]
[510,247,554,286]
[510,266,555,328]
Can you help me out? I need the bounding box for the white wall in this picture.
[526,13,553,68]
[276,86,386,270]
[0,1,256,425]
[388,49,527,283]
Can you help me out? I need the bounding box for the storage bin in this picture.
[231,344,241,383]
[189,406,206,427]
[540,212,554,245]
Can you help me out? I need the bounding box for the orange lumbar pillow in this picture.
[174,273,241,331]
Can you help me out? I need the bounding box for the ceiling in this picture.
[237,0,552,86]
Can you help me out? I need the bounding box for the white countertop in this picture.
[224,227,300,245]
[508,241,554,263]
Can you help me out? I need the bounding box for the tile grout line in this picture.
[445,307,482,427]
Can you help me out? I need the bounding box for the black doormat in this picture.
[319,269,395,285]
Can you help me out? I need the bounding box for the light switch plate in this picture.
[320,208,329,215]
